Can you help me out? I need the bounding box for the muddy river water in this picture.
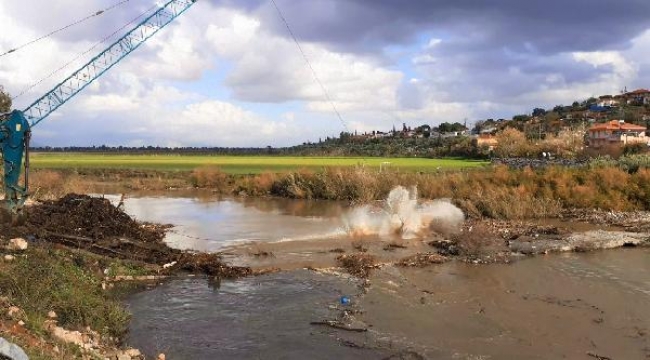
[114,193,650,359]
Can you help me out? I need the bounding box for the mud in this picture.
[0,194,249,279]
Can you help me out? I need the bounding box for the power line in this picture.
[11,4,159,101]
[269,0,349,132]
[0,0,132,58]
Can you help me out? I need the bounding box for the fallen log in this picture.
[310,320,367,332]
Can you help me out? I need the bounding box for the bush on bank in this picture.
[27,155,650,220]
[239,164,650,219]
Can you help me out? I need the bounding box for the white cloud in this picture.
[572,51,637,81]
[425,38,442,49]
[203,7,403,111]
[4,1,650,147]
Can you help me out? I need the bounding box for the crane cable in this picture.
[269,0,349,132]
[0,0,133,58]
[10,4,159,101]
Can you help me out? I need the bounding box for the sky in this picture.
[1,0,650,147]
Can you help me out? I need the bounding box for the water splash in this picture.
[343,186,464,239]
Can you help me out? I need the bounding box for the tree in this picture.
[472,120,485,133]
[512,114,531,122]
[416,124,431,138]
[544,112,560,123]
[532,108,546,117]
[495,128,530,158]
[0,85,11,113]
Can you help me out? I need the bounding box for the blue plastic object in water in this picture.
[340,296,351,305]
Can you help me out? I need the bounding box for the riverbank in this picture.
[2,189,650,359]
[30,156,650,220]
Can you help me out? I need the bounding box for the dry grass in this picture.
[190,166,230,192]
[23,162,650,220]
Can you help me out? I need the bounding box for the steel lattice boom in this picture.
[0,0,197,212]
[23,0,197,127]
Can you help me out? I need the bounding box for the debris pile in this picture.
[1,194,250,278]
[336,253,377,278]
[176,253,252,278]
[26,194,165,242]
[561,209,650,231]
[396,253,448,267]
[427,239,460,256]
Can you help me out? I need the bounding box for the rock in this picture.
[0,337,29,360]
[43,320,57,332]
[117,354,131,360]
[157,353,166,360]
[51,326,84,347]
[7,238,28,251]
[3,254,15,262]
[509,230,650,255]
[125,348,141,357]
[47,310,57,319]
[17,320,25,326]
[162,261,177,269]
[7,306,22,319]
[102,349,120,359]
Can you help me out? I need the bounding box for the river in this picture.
[113,193,650,359]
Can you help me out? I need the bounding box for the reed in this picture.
[24,160,650,220]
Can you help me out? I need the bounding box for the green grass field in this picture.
[30,152,488,174]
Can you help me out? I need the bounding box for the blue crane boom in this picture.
[0,0,198,212]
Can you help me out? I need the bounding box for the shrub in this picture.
[190,166,230,192]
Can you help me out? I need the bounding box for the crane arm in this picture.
[1,0,197,212]
[23,0,197,127]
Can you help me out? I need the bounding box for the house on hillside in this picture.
[624,89,650,106]
[597,95,620,107]
[587,120,648,149]
[472,134,498,151]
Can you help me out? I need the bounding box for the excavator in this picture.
[0,0,197,212]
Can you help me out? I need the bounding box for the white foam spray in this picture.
[342,186,465,239]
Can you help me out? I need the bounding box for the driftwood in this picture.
[310,320,367,332]
[586,352,612,360]
[46,232,135,259]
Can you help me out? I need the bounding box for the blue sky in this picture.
[1,0,650,147]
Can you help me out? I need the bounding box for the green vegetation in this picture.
[0,247,131,339]
[30,152,487,174]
